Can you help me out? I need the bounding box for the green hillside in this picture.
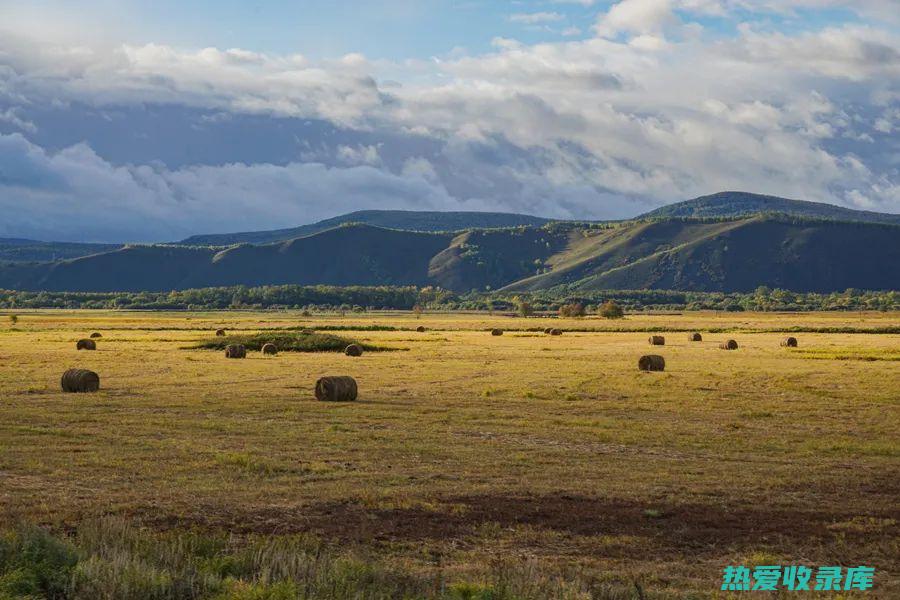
[1,217,897,293]
[428,227,571,291]
[571,218,900,292]
[640,191,900,224]
[505,217,900,293]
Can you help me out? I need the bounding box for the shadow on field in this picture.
[157,493,900,558]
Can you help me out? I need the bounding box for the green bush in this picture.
[192,332,386,353]
[0,526,78,599]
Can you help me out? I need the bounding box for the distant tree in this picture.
[514,296,534,317]
[599,300,624,319]
[558,303,586,317]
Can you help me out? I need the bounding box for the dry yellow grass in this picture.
[1,310,898,597]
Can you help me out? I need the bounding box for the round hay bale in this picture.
[344,344,363,357]
[638,355,665,372]
[76,339,97,351]
[550,328,563,336]
[89,332,102,339]
[687,332,702,342]
[720,339,739,350]
[491,329,503,336]
[215,329,226,337]
[61,368,100,393]
[648,335,665,346]
[416,326,426,333]
[225,344,246,359]
[261,343,278,355]
[781,337,798,348]
[315,376,358,402]
[543,327,553,334]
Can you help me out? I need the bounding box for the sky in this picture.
[0,0,898,242]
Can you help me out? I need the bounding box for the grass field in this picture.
[0,310,898,599]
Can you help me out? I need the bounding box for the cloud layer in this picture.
[0,0,898,242]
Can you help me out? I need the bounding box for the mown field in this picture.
[0,310,898,599]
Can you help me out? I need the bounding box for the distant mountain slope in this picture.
[1,217,897,294]
[506,217,900,293]
[505,220,747,291]
[428,228,571,291]
[179,210,552,245]
[0,238,120,263]
[640,192,900,225]
[191,226,454,289]
[2,226,454,292]
[0,245,218,292]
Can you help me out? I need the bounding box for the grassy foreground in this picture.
[0,310,898,598]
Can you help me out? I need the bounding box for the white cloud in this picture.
[336,144,382,166]
[0,8,898,242]
[0,133,459,242]
[726,25,900,80]
[510,12,565,24]
[595,0,678,39]
[0,108,36,133]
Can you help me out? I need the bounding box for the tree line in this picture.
[0,285,896,312]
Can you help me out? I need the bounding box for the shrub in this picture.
[558,303,586,318]
[598,301,624,319]
[0,526,78,599]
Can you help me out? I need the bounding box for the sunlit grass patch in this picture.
[827,517,897,533]
[794,347,900,361]
[282,324,400,332]
[211,451,299,476]
[742,551,783,567]
[800,438,899,457]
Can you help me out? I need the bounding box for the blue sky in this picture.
[9,0,604,58]
[0,0,898,241]
[8,1,882,60]
[117,0,598,59]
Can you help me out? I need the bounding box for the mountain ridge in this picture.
[639,191,900,225]
[178,209,553,246]
[2,216,897,294]
[2,191,897,264]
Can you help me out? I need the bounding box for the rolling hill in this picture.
[640,191,900,225]
[1,216,897,293]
